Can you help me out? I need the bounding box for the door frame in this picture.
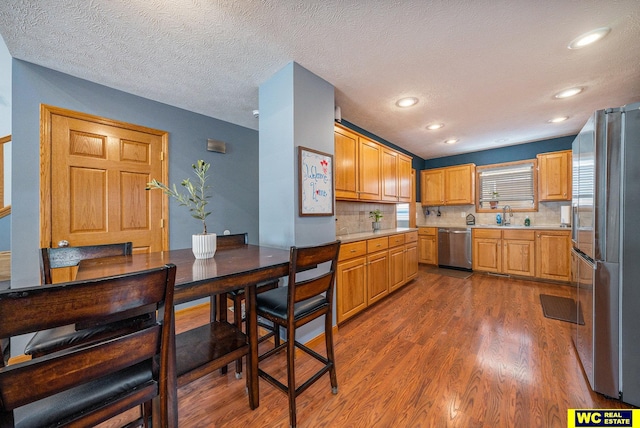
[39,104,169,250]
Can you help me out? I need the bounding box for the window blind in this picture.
[478,162,535,209]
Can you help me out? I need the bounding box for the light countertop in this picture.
[417,224,570,231]
[336,227,418,244]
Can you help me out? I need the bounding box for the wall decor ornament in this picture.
[298,146,334,216]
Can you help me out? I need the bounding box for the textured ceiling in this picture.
[1,0,639,159]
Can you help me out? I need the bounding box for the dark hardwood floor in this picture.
[106,265,633,427]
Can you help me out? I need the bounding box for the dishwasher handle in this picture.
[450,230,470,234]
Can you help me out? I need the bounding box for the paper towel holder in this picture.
[560,205,571,228]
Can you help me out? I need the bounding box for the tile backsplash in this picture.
[335,201,397,234]
[335,200,571,234]
[416,201,570,227]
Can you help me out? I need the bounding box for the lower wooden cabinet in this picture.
[336,231,418,323]
[405,231,419,282]
[472,227,570,282]
[418,227,437,265]
[472,228,536,277]
[536,230,571,281]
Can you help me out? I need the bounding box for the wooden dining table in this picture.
[76,245,291,426]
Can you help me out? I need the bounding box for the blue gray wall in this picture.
[11,59,260,286]
[0,37,11,252]
[423,135,574,169]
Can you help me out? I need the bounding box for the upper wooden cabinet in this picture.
[335,124,412,203]
[420,164,476,206]
[334,126,359,200]
[358,136,382,201]
[537,150,571,201]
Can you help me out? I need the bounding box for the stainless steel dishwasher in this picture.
[438,227,472,270]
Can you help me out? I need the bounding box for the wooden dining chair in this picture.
[216,233,280,378]
[39,242,134,284]
[24,242,135,358]
[256,240,341,428]
[0,264,177,428]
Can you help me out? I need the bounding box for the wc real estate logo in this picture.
[568,410,639,427]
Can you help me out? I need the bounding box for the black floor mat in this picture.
[540,294,584,325]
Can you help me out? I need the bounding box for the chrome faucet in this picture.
[502,205,513,226]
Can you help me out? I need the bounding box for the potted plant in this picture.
[369,209,383,231]
[490,191,499,209]
[147,160,216,259]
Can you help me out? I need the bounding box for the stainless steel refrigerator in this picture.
[572,102,640,406]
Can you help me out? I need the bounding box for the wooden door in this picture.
[41,106,168,258]
[336,256,367,323]
[388,245,405,292]
[404,242,418,281]
[502,239,535,277]
[445,164,475,205]
[334,126,359,200]
[473,238,501,273]
[358,137,382,201]
[420,169,444,206]
[398,155,412,202]
[536,230,571,281]
[538,150,571,201]
[418,235,438,265]
[367,250,389,305]
[381,148,398,201]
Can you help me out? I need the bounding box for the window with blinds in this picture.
[476,159,538,212]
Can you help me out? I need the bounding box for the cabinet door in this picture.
[418,235,437,265]
[502,239,535,277]
[405,242,418,282]
[388,246,405,292]
[334,126,359,200]
[538,150,571,201]
[358,137,382,201]
[444,164,475,205]
[381,148,399,201]
[367,250,389,305]
[473,238,501,272]
[420,169,444,206]
[336,256,367,323]
[398,154,412,202]
[536,231,571,281]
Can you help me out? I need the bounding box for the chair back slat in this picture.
[216,233,248,249]
[0,264,176,427]
[288,241,341,307]
[41,242,133,284]
[0,267,168,338]
[0,327,159,410]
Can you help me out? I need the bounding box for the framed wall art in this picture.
[298,146,334,216]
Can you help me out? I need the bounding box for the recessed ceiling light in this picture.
[548,116,569,123]
[554,87,584,99]
[396,97,419,108]
[568,27,611,49]
[427,123,444,130]
[444,139,458,145]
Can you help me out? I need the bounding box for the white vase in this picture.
[192,233,217,259]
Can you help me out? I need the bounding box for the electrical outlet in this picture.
[461,212,466,218]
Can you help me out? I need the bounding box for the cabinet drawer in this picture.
[405,231,418,243]
[503,229,535,241]
[418,227,437,236]
[339,241,368,261]
[389,234,406,247]
[367,237,389,253]
[473,228,501,239]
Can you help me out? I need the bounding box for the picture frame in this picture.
[298,146,334,216]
